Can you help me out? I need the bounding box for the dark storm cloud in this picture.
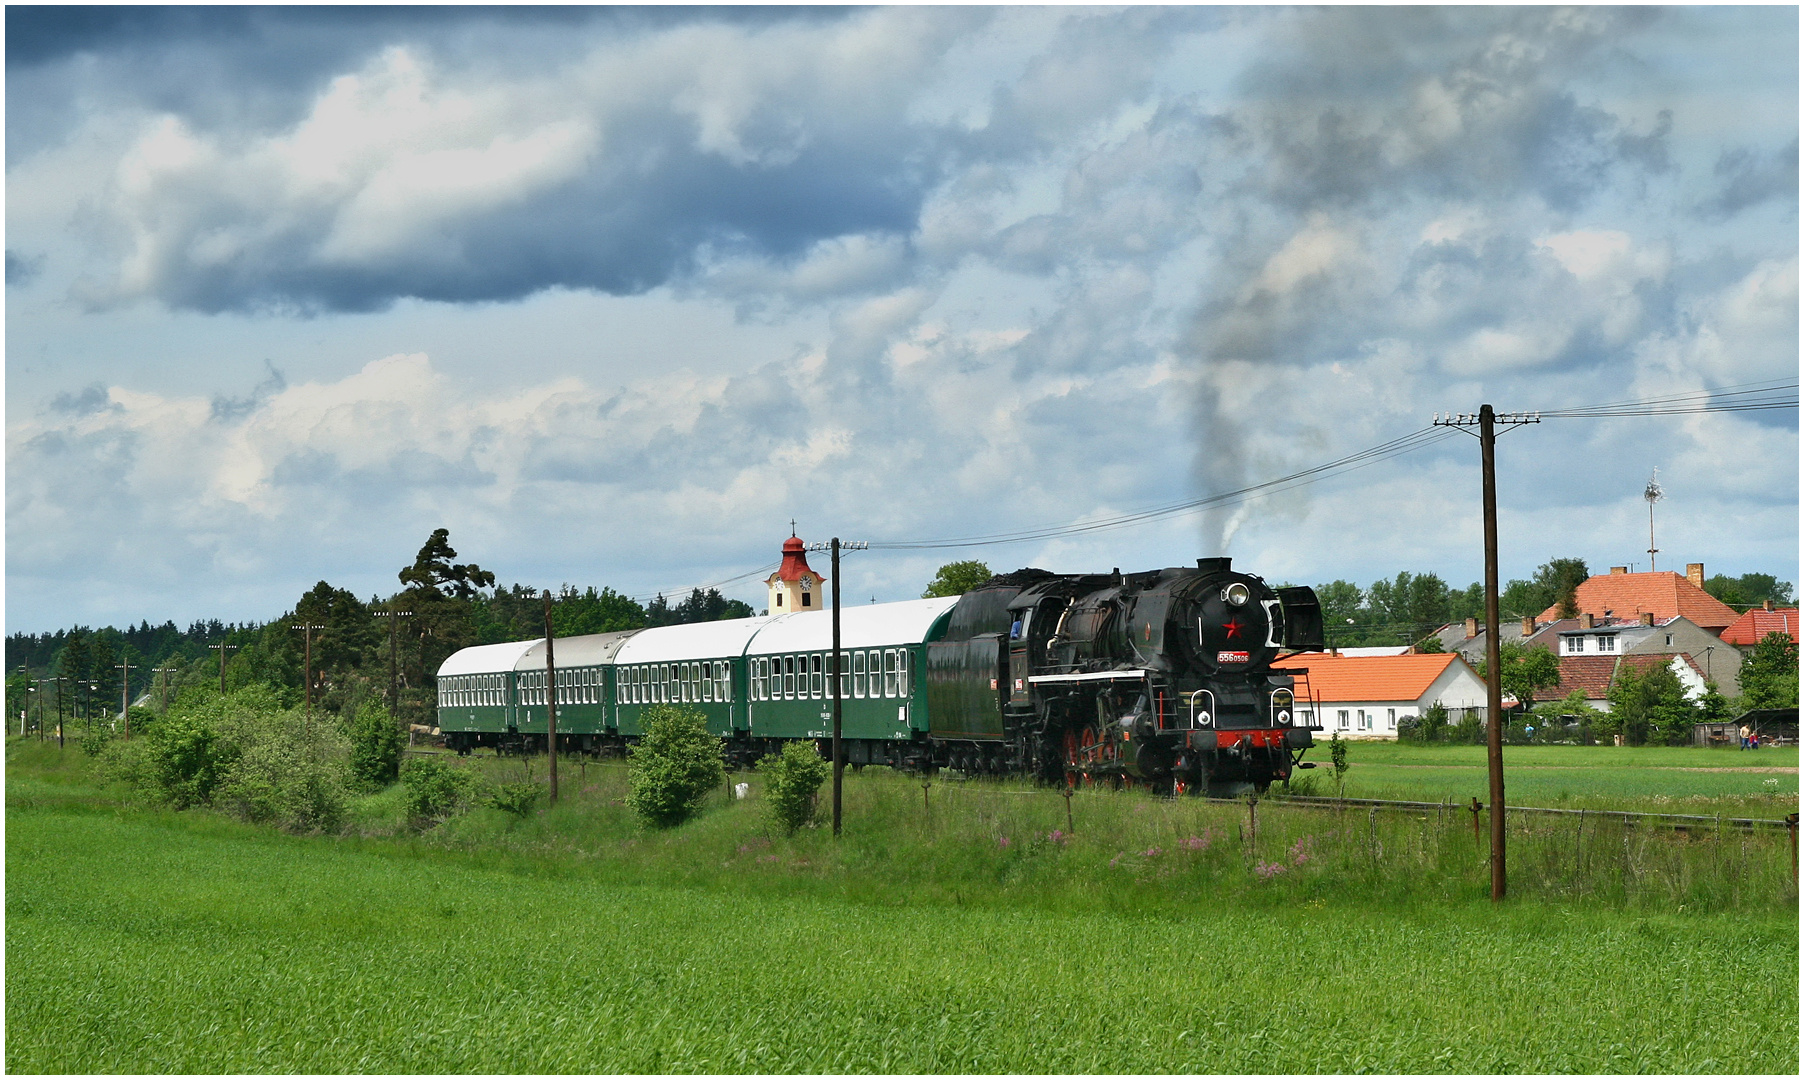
[6,249,45,286]
[1699,138,1800,220]
[13,6,950,314]
[209,361,287,422]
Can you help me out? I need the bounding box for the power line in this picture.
[1537,379,1797,419]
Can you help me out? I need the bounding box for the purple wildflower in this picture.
[997,835,1011,850]
[1253,860,1288,879]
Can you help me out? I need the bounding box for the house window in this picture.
[1387,708,1396,729]
[1358,710,1370,731]
[1597,635,1615,653]
[802,591,812,607]
[1665,634,1674,646]
[1300,709,1314,725]
[1567,636,1584,655]
[1338,709,1349,730]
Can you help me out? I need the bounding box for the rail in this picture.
[1229,792,1795,831]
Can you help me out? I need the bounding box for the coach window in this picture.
[852,651,866,698]
[880,650,895,698]
[811,654,823,698]
[838,657,850,698]
[702,662,714,702]
[898,650,910,696]
[780,655,793,698]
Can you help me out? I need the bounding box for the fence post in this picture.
[1789,813,1799,887]
[1247,795,1258,850]
[1064,786,1075,834]
[1470,797,1483,850]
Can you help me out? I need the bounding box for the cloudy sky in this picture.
[7,5,1798,635]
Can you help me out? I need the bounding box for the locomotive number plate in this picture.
[1217,650,1250,663]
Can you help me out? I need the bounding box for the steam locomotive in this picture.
[435,556,1324,795]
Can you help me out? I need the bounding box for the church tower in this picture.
[765,532,824,614]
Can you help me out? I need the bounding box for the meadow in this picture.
[1303,738,1799,814]
[7,739,1799,1073]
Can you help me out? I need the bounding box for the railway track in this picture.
[1232,793,1797,831]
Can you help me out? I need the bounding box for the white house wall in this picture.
[1298,661,1491,740]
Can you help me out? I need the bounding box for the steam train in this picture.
[435,555,1325,795]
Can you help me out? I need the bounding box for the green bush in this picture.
[488,781,545,818]
[346,699,403,790]
[626,704,726,829]
[1417,702,1449,743]
[78,730,115,757]
[400,758,482,826]
[758,740,831,835]
[145,712,232,809]
[214,716,350,834]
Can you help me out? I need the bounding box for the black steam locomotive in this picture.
[926,558,1324,795]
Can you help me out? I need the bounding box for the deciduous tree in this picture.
[923,561,994,598]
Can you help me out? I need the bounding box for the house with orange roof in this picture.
[1540,563,1740,635]
[1720,602,1799,651]
[1549,651,1712,712]
[1272,651,1487,739]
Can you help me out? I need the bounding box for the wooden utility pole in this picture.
[1434,406,1538,902]
[378,608,413,719]
[116,659,132,740]
[809,538,866,837]
[209,642,238,694]
[831,538,843,835]
[155,665,178,712]
[542,592,558,805]
[290,623,325,733]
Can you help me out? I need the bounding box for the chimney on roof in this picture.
[1765,600,1775,612]
[1464,617,1478,638]
[1610,566,1628,575]
[1521,616,1536,636]
[1686,562,1704,588]
[1640,612,1654,626]
[1580,613,1594,629]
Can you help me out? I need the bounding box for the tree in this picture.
[1477,641,1561,711]
[1314,580,1366,644]
[1739,632,1800,711]
[1705,573,1796,608]
[923,561,994,599]
[1367,571,1452,645]
[1607,661,1696,747]
[626,704,726,828]
[397,530,495,710]
[1535,558,1589,619]
[758,740,832,835]
[399,528,496,601]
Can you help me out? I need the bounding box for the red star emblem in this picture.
[1223,618,1245,640]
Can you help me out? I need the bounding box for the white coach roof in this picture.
[513,629,641,671]
[438,639,542,679]
[747,596,959,654]
[613,614,783,665]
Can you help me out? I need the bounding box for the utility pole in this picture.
[1643,469,1663,573]
[51,676,67,748]
[155,665,179,712]
[1433,406,1538,902]
[809,538,867,836]
[209,642,238,694]
[542,591,559,805]
[377,608,413,720]
[290,623,326,734]
[116,659,132,739]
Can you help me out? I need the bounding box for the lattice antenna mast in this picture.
[1644,469,1663,573]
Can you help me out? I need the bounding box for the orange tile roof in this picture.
[1538,571,1740,632]
[1273,652,1468,703]
[1720,608,1799,646]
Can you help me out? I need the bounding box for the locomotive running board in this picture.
[1027,669,1149,684]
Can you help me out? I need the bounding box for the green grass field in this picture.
[7,739,1799,1073]
[1300,739,1799,814]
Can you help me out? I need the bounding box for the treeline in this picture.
[5,528,752,732]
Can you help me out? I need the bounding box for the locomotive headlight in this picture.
[1224,582,1251,607]
[1198,710,1212,728]
[1277,709,1291,726]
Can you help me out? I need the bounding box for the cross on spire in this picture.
[790,519,797,537]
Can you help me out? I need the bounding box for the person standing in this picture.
[1739,723,1751,750]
